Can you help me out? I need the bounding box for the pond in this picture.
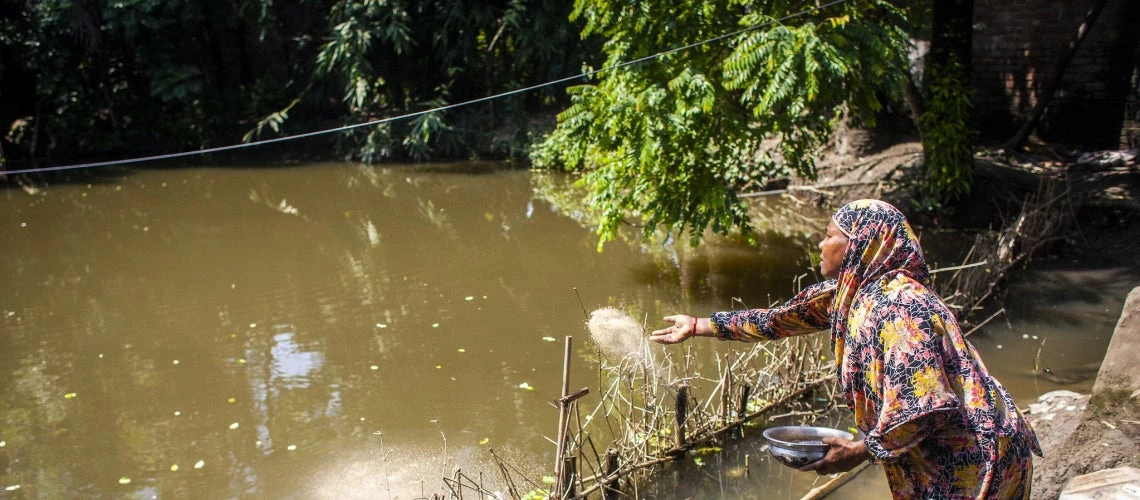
[1,161,1133,498]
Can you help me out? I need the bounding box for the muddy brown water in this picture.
[1,162,1132,498]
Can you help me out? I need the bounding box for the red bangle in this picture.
[691,317,699,336]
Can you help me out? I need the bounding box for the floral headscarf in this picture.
[829,200,930,353]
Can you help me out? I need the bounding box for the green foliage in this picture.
[531,0,911,249]
[253,0,593,162]
[3,0,592,163]
[919,58,974,202]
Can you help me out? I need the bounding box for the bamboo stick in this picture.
[553,336,573,500]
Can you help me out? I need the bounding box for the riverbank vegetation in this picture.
[4,0,1133,285]
[0,0,594,163]
[4,1,984,213]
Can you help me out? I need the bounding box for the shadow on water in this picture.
[2,147,527,192]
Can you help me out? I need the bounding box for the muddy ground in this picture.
[1026,390,1140,499]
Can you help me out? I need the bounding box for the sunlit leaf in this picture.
[542,337,556,342]
[118,477,131,484]
[194,460,205,469]
[170,464,179,472]
[238,359,247,365]
[541,476,556,485]
[375,323,388,328]
[286,445,297,451]
[518,382,535,391]
[479,438,490,445]
[465,296,474,301]
[64,393,77,399]
[457,348,465,353]
[249,323,257,328]
[370,365,380,370]
[435,365,442,369]
[432,323,440,328]
[227,398,236,403]
[229,422,240,430]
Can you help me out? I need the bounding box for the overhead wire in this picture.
[1,0,849,176]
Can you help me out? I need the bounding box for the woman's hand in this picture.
[648,315,698,344]
[797,437,869,475]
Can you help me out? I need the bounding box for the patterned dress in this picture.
[710,200,1042,499]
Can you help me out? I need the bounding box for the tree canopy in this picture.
[0,0,592,163]
[530,0,912,249]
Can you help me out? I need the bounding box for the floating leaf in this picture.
[375,323,387,328]
[432,323,440,328]
[118,477,131,484]
[479,438,490,445]
[172,360,180,365]
[465,296,474,301]
[541,336,556,342]
[518,382,534,391]
[194,460,205,469]
[5,485,20,491]
[435,365,442,369]
[64,392,77,399]
[174,411,181,416]
[249,323,257,328]
[170,464,179,472]
[227,398,236,404]
[286,445,297,451]
[238,359,247,364]
[457,348,465,353]
[229,422,240,430]
[0,441,6,447]
[370,365,379,370]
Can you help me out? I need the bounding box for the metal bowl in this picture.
[762,426,854,469]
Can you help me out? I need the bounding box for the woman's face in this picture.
[819,220,849,279]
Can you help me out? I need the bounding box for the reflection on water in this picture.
[0,162,1131,498]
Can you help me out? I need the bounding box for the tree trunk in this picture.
[920,0,975,200]
[904,71,925,137]
[926,0,973,96]
[1003,0,1110,151]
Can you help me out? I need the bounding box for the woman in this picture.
[649,199,1041,499]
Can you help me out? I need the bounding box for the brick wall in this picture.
[972,0,1139,148]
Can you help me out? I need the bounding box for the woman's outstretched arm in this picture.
[650,280,837,344]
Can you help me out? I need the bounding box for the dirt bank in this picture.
[787,140,1140,278]
[1027,389,1140,499]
